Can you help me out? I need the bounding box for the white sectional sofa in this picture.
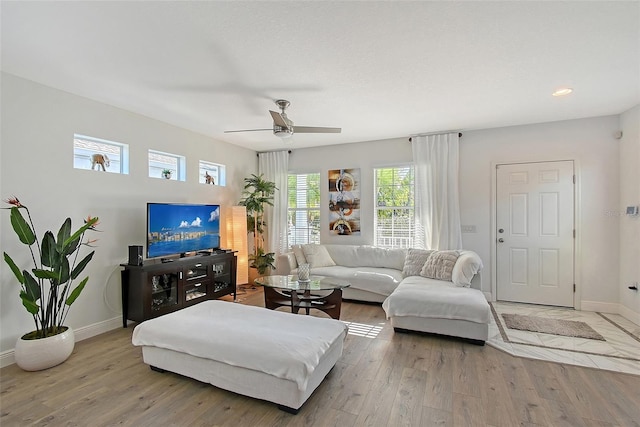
[275,244,491,344]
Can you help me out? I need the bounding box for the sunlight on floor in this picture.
[341,321,384,338]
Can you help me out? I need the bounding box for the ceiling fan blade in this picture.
[269,110,289,129]
[224,128,272,133]
[293,126,342,134]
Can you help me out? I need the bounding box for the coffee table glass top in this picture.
[254,275,350,291]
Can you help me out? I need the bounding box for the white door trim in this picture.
[490,159,581,309]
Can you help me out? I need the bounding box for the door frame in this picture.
[490,158,582,309]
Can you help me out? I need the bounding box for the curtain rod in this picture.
[409,132,462,142]
[257,150,292,157]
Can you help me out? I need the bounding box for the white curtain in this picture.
[258,151,289,260]
[412,133,462,250]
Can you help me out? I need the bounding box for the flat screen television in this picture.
[147,203,221,259]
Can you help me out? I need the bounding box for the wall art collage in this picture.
[328,168,360,236]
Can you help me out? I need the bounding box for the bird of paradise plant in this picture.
[3,197,99,339]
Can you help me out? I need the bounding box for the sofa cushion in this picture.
[324,245,406,270]
[310,266,403,297]
[402,248,434,278]
[420,250,460,281]
[291,245,307,266]
[357,246,407,270]
[323,245,360,267]
[302,244,336,268]
[383,276,490,324]
[451,250,483,287]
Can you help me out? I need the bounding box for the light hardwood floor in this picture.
[2,289,639,426]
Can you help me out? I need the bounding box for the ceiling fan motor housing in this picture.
[274,105,294,137]
[274,124,293,138]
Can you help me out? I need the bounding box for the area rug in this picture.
[501,313,605,341]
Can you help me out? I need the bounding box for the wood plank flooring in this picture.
[1,289,639,426]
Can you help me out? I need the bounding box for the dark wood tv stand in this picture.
[120,251,237,327]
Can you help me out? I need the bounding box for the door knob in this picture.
[498,238,504,243]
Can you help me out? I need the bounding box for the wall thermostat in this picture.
[626,206,639,216]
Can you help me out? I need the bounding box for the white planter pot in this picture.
[15,327,75,371]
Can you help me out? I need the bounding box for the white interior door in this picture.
[496,161,575,307]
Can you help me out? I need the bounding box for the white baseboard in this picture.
[0,316,123,369]
[580,300,620,314]
[619,304,640,327]
[580,300,640,327]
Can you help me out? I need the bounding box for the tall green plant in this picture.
[3,197,99,339]
[238,174,277,273]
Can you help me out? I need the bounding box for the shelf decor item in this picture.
[239,174,277,279]
[162,169,172,179]
[3,196,99,371]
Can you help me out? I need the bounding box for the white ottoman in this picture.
[132,300,347,413]
[382,276,490,345]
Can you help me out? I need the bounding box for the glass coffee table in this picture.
[254,275,350,320]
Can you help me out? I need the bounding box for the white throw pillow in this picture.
[301,244,336,268]
[291,245,307,266]
[451,250,483,287]
[420,250,460,281]
[402,248,434,278]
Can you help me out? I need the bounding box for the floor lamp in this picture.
[227,206,248,285]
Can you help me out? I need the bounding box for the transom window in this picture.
[148,150,186,181]
[374,166,415,248]
[73,134,129,174]
[288,173,321,246]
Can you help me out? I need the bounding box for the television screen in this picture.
[147,203,221,259]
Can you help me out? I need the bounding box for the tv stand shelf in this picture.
[120,252,237,327]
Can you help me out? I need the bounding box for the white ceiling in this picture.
[2,1,639,152]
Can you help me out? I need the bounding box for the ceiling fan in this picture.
[225,99,341,139]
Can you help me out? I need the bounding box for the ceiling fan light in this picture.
[274,126,293,138]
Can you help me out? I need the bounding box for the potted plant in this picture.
[3,197,99,371]
[239,174,277,280]
[162,169,172,179]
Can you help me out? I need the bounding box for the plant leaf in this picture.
[23,270,41,301]
[3,252,25,284]
[41,231,58,267]
[63,217,97,249]
[9,207,36,245]
[57,218,71,251]
[32,269,58,280]
[71,251,94,280]
[66,277,88,306]
[64,236,80,256]
[57,256,70,284]
[20,290,39,315]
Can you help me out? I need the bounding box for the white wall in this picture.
[290,116,622,311]
[619,105,640,323]
[0,74,257,356]
[459,116,621,309]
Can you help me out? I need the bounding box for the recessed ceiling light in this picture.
[552,87,573,97]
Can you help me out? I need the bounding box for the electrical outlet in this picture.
[461,225,477,233]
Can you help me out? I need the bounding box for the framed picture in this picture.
[328,168,361,235]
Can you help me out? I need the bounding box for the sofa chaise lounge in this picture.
[276,244,491,343]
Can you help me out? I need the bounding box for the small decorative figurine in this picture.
[205,172,215,185]
[91,153,110,171]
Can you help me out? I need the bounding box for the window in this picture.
[199,160,226,186]
[73,134,129,174]
[288,173,321,246]
[148,150,186,181]
[374,166,415,248]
